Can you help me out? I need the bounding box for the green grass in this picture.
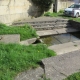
[44,12,61,17]
[0,23,37,40]
[0,43,56,80]
[63,72,80,80]
[44,12,80,22]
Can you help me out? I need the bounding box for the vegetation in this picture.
[31,0,54,12]
[39,74,51,80]
[0,43,56,80]
[44,12,80,22]
[63,72,80,80]
[0,23,37,40]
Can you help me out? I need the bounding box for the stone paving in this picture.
[15,67,44,80]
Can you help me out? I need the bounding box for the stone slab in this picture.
[42,50,80,80]
[37,30,57,37]
[37,28,79,37]
[48,40,80,55]
[15,67,44,80]
[20,38,37,45]
[0,34,20,43]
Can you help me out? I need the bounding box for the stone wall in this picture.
[69,20,80,30]
[0,0,42,25]
[55,0,74,12]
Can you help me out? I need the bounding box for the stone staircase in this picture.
[12,17,70,31]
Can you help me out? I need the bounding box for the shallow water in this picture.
[41,32,80,46]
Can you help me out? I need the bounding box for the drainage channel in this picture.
[40,31,80,46]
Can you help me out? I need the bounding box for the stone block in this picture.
[20,38,37,45]
[0,0,9,6]
[0,34,20,43]
[0,6,9,15]
[42,50,80,80]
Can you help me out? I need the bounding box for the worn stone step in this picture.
[13,19,69,25]
[37,27,79,36]
[12,24,70,30]
[34,25,71,31]
[54,24,70,27]
[31,24,70,28]
[30,23,56,27]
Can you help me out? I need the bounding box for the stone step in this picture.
[42,50,80,80]
[13,19,69,25]
[34,24,70,31]
[12,24,70,31]
[37,27,79,36]
[30,23,56,27]
[12,21,69,27]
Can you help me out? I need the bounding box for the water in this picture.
[41,32,80,46]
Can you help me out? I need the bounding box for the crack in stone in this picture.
[0,37,3,40]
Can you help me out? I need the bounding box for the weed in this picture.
[39,74,51,80]
[63,72,80,80]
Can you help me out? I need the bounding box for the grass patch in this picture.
[44,12,80,22]
[0,23,37,40]
[0,43,56,80]
[44,12,61,17]
[63,72,80,80]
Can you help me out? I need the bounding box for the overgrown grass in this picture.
[0,43,56,80]
[44,12,80,22]
[0,23,37,40]
[63,72,80,80]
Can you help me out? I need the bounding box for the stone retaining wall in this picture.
[69,20,80,30]
[0,0,53,25]
[0,0,42,25]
